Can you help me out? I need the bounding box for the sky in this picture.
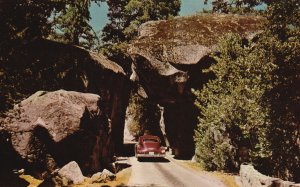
[89,0,212,33]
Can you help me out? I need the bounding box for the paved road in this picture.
[127,156,226,187]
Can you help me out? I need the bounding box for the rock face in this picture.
[129,14,265,158]
[240,164,300,187]
[1,38,130,154]
[0,90,112,177]
[131,14,264,65]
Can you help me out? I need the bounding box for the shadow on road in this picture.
[116,162,131,172]
[137,157,170,163]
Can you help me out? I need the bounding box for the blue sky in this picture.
[89,0,211,33]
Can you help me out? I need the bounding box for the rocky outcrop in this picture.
[240,165,300,187]
[131,14,264,65]
[0,90,112,178]
[129,14,265,158]
[129,13,265,104]
[1,38,130,154]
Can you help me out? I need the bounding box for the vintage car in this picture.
[135,135,166,160]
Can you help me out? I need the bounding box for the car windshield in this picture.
[143,138,159,143]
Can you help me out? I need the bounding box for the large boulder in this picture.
[239,164,300,187]
[128,14,265,158]
[1,38,130,154]
[129,14,265,103]
[0,90,112,178]
[131,14,264,62]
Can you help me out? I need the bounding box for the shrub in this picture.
[193,34,275,172]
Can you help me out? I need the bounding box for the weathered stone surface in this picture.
[88,172,103,183]
[102,169,116,181]
[1,38,130,155]
[86,169,116,184]
[129,14,265,103]
[131,14,265,64]
[0,90,112,177]
[85,169,116,184]
[57,161,85,185]
[240,164,300,187]
[130,14,264,99]
[128,14,265,158]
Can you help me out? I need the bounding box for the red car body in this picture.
[135,135,166,160]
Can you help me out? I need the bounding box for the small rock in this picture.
[88,172,103,183]
[13,168,25,175]
[57,161,84,185]
[102,169,116,181]
[18,169,25,174]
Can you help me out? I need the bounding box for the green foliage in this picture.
[194,0,300,181]
[266,0,300,39]
[126,91,160,139]
[123,0,181,39]
[0,0,106,113]
[0,0,104,49]
[101,0,129,44]
[100,42,133,74]
[0,0,62,112]
[206,0,300,27]
[265,33,300,181]
[0,0,65,42]
[102,0,180,44]
[193,34,275,172]
[101,0,181,72]
[204,0,263,13]
[50,0,103,49]
[126,92,146,137]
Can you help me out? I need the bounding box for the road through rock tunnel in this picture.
[121,57,216,159]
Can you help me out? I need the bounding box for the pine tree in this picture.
[102,0,181,44]
[51,0,104,49]
[204,0,262,13]
[101,0,181,72]
[193,34,275,172]
[194,0,300,181]
[101,0,129,44]
[0,0,65,42]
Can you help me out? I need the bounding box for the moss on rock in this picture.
[130,13,266,64]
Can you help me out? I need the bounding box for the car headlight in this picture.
[161,149,166,153]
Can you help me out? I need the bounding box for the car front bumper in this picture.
[136,153,165,158]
